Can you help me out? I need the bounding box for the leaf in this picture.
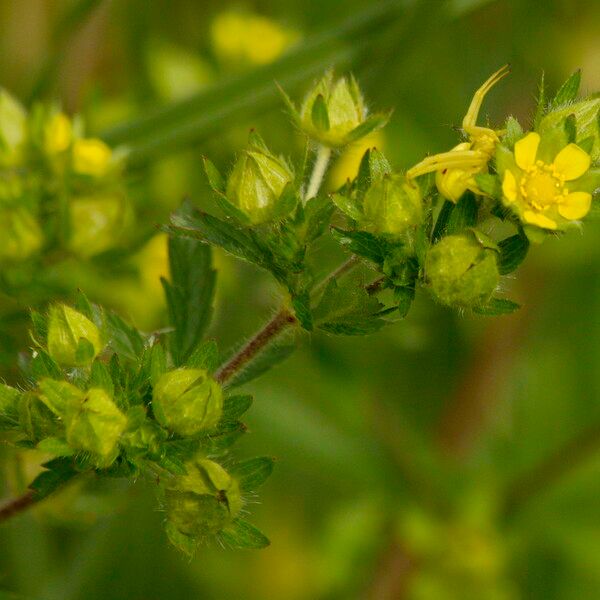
[29,350,62,381]
[105,311,145,361]
[221,394,253,422]
[314,278,385,336]
[169,205,269,269]
[162,235,216,365]
[549,69,581,110]
[0,384,21,429]
[498,233,529,275]
[230,457,275,492]
[445,192,478,235]
[37,437,74,457]
[186,340,220,372]
[331,228,388,264]
[221,519,270,549]
[355,147,391,198]
[432,200,454,242]
[473,298,521,316]
[302,194,336,242]
[332,193,363,221]
[346,111,391,144]
[311,93,330,131]
[226,331,297,388]
[29,457,78,501]
[292,289,313,331]
[89,360,114,395]
[202,156,225,193]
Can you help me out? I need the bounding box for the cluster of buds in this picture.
[0,88,131,267]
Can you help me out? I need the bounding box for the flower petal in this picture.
[523,210,557,230]
[502,170,518,203]
[514,132,540,170]
[558,191,592,220]
[553,144,591,181]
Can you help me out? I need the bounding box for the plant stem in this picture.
[214,309,298,385]
[304,145,332,202]
[0,490,35,524]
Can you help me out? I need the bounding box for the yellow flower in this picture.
[72,138,112,177]
[501,132,592,230]
[329,131,385,189]
[407,65,509,202]
[44,113,72,155]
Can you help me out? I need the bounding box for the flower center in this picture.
[519,161,566,210]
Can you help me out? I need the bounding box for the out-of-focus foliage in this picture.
[1,0,599,599]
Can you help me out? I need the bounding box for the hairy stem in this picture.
[0,490,35,524]
[304,145,332,202]
[214,309,298,385]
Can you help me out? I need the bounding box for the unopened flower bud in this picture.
[0,89,27,165]
[0,207,43,263]
[72,138,113,177]
[300,72,367,148]
[225,134,294,225]
[67,193,130,258]
[153,368,223,436]
[65,387,127,464]
[44,112,72,155]
[362,174,422,235]
[165,457,242,538]
[425,231,499,308]
[47,304,103,367]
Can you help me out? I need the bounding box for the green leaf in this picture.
[355,147,391,197]
[432,199,454,242]
[292,289,313,331]
[314,278,385,336]
[221,519,270,549]
[497,233,529,275]
[186,340,220,372]
[29,350,62,381]
[550,69,581,110]
[29,457,78,501]
[169,205,269,269]
[202,156,225,194]
[473,297,521,316]
[221,394,253,422]
[330,228,388,264]
[0,384,20,429]
[301,194,336,242]
[346,111,391,144]
[230,457,275,492]
[37,437,75,457]
[445,192,478,235]
[162,235,216,365]
[105,311,145,361]
[89,360,114,395]
[311,93,330,131]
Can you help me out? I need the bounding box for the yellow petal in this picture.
[514,132,540,170]
[553,144,591,181]
[523,210,557,230]
[502,170,518,203]
[558,191,592,220]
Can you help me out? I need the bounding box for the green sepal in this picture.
[37,437,75,457]
[355,148,392,198]
[186,340,219,372]
[311,94,330,132]
[29,457,78,501]
[332,192,363,221]
[346,111,391,145]
[89,360,115,396]
[0,383,21,429]
[331,228,395,265]
[202,156,225,194]
[503,116,524,150]
[165,522,198,557]
[549,69,581,110]
[221,394,253,422]
[292,289,313,331]
[497,232,529,275]
[230,457,275,492]
[221,519,270,549]
[105,310,145,362]
[473,297,521,316]
[474,173,501,199]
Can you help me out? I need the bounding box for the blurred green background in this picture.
[1,0,599,598]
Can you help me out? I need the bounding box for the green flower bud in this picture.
[67,193,130,258]
[225,134,294,225]
[362,175,422,235]
[0,89,27,165]
[0,207,43,264]
[64,387,127,465]
[299,72,367,148]
[425,231,499,308]
[47,304,103,368]
[165,457,242,539]
[153,368,223,436]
